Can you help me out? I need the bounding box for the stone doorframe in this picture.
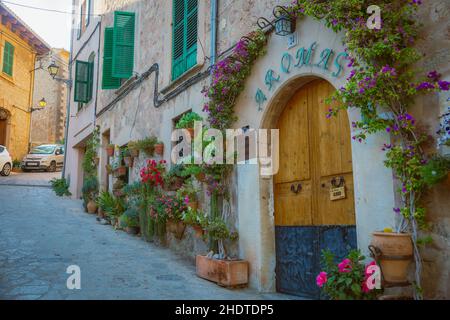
[0,107,12,148]
[246,74,398,293]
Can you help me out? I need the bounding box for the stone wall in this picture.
[31,49,69,147]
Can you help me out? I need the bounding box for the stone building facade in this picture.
[64,0,450,299]
[30,48,69,147]
[0,3,50,161]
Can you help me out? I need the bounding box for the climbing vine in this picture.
[202,0,450,299]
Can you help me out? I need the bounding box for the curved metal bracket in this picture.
[257,17,274,31]
[273,5,291,19]
[291,183,302,194]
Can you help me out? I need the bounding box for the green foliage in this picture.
[12,159,21,168]
[205,216,238,242]
[121,208,140,228]
[176,179,200,201]
[81,176,99,201]
[182,208,208,228]
[175,112,203,129]
[97,191,126,219]
[82,128,100,177]
[420,155,450,187]
[135,136,158,155]
[50,178,72,197]
[319,249,382,300]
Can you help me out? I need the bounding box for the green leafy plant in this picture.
[176,179,200,202]
[420,155,450,186]
[97,191,116,214]
[205,216,238,242]
[182,208,208,228]
[12,159,21,168]
[136,136,158,155]
[121,207,140,228]
[175,112,203,129]
[82,175,99,202]
[50,178,72,197]
[317,250,382,300]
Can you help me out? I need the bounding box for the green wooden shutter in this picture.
[185,0,198,71]
[74,60,90,103]
[112,11,135,79]
[172,0,198,80]
[87,61,94,102]
[102,27,121,89]
[2,42,14,76]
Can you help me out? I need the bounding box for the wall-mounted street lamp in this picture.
[31,98,47,112]
[273,6,296,36]
[48,61,72,86]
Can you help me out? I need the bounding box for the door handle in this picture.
[291,183,302,194]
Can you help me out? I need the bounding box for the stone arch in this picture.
[0,108,11,147]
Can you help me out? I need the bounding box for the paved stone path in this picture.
[0,184,295,300]
[0,171,61,187]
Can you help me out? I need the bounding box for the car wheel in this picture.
[47,161,57,172]
[1,163,11,176]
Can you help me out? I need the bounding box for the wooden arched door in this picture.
[274,79,357,298]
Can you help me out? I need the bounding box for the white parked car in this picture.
[0,145,12,176]
[21,144,65,172]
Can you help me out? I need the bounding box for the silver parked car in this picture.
[21,145,65,172]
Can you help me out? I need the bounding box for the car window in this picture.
[30,146,56,155]
[0,146,4,153]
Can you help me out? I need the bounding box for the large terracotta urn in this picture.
[371,232,413,284]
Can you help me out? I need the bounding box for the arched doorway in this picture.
[274,79,357,298]
[0,108,10,146]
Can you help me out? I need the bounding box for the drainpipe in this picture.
[62,9,75,180]
[210,0,218,68]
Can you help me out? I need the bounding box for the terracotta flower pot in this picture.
[193,225,204,239]
[87,200,98,214]
[188,201,199,211]
[196,255,249,287]
[129,148,140,158]
[187,128,195,139]
[106,146,114,157]
[195,172,206,182]
[154,143,164,156]
[116,166,127,177]
[124,157,134,168]
[126,226,140,235]
[370,232,413,284]
[166,220,186,240]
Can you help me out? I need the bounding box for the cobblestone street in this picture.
[0,178,293,300]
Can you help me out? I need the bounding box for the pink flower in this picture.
[316,272,328,288]
[338,259,352,273]
[365,261,377,277]
[184,196,190,205]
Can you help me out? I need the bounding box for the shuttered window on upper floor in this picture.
[112,11,135,79]
[102,27,121,89]
[2,41,14,77]
[74,60,93,103]
[172,0,198,81]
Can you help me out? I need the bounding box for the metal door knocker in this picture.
[291,183,302,194]
[331,176,345,188]
[330,177,346,201]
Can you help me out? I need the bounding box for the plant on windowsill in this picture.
[175,112,203,138]
[136,136,158,156]
[128,141,140,158]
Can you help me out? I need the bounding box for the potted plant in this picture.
[370,230,413,284]
[182,208,208,239]
[113,179,125,197]
[181,164,205,182]
[164,164,185,191]
[105,164,113,175]
[316,249,382,300]
[136,136,158,156]
[121,208,140,235]
[196,217,247,287]
[154,141,164,156]
[106,144,115,157]
[128,141,140,158]
[122,148,133,168]
[176,112,203,138]
[82,176,99,214]
[177,179,200,210]
[152,194,186,239]
[12,159,21,173]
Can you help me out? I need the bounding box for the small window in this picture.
[74,60,93,103]
[2,41,15,76]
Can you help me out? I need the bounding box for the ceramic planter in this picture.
[154,143,164,156]
[196,255,249,287]
[188,201,199,211]
[106,146,114,157]
[126,226,140,235]
[116,166,127,177]
[370,232,413,284]
[166,220,186,240]
[87,200,98,214]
